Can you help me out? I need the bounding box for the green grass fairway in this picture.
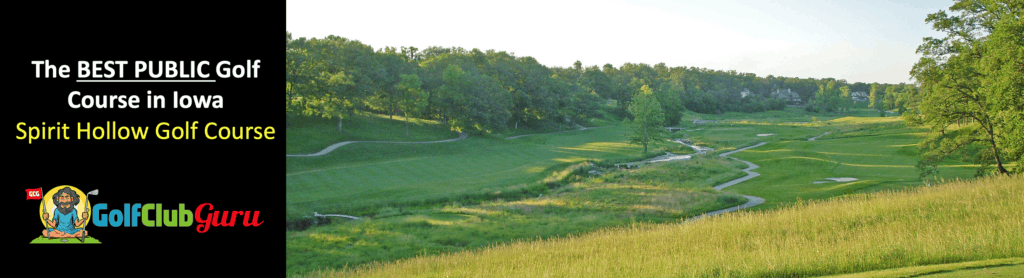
[287,124,670,218]
[685,117,978,209]
[287,112,459,154]
[673,120,828,154]
[29,236,101,244]
[679,106,882,125]
[322,174,1023,278]
[287,109,999,276]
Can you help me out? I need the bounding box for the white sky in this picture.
[286,0,951,84]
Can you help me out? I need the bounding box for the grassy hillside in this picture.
[287,157,749,274]
[323,174,1023,278]
[286,122,679,219]
[286,109,995,276]
[681,116,980,210]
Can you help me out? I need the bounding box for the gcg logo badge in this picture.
[31,185,100,244]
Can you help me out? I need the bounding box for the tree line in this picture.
[286,32,913,133]
[286,0,1021,177]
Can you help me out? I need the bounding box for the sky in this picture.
[286,0,953,84]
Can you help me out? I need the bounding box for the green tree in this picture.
[868,82,882,116]
[436,64,469,130]
[826,81,841,114]
[582,65,613,99]
[436,64,511,133]
[368,47,416,120]
[883,86,898,114]
[286,34,357,131]
[394,74,427,137]
[896,84,919,115]
[909,0,1023,175]
[839,85,852,115]
[627,85,666,154]
[810,81,840,114]
[565,89,602,125]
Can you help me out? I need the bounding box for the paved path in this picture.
[505,124,605,140]
[688,142,768,221]
[809,131,831,141]
[617,139,713,168]
[288,123,606,157]
[612,139,767,220]
[286,133,468,157]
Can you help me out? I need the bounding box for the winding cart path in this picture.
[286,133,468,157]
[688,142,768,220]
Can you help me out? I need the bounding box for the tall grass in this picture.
[287,157,748,275]
[323,174,1023,277]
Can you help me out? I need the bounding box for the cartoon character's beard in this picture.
[57,202,74,215]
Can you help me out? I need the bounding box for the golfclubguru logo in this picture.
[34,185,97,244]
[92,202,263,233]
[30,185,263,244]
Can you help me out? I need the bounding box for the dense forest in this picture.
[286,32,916,133]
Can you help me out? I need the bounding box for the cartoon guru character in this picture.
[42,187,88,242]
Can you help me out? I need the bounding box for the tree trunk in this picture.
[405,113,410,137]
[984,123,1008,174]
[991,141,1008,174]
[643,125,648,153]
[338,117,343,133]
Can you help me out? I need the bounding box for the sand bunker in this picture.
[757,133,775,137]
[813,177,859,184]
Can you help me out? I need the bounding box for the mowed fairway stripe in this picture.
[286,156,433,176]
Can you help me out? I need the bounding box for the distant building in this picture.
[770,88,802,104]
[851,91,869,102]
[740,88,751,98]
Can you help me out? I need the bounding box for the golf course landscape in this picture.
[286,106,1020,277]
[286,1,1022,276]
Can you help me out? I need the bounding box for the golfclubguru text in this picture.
[91,203,262,233]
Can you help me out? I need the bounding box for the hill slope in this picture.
[326,174,1022,278]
